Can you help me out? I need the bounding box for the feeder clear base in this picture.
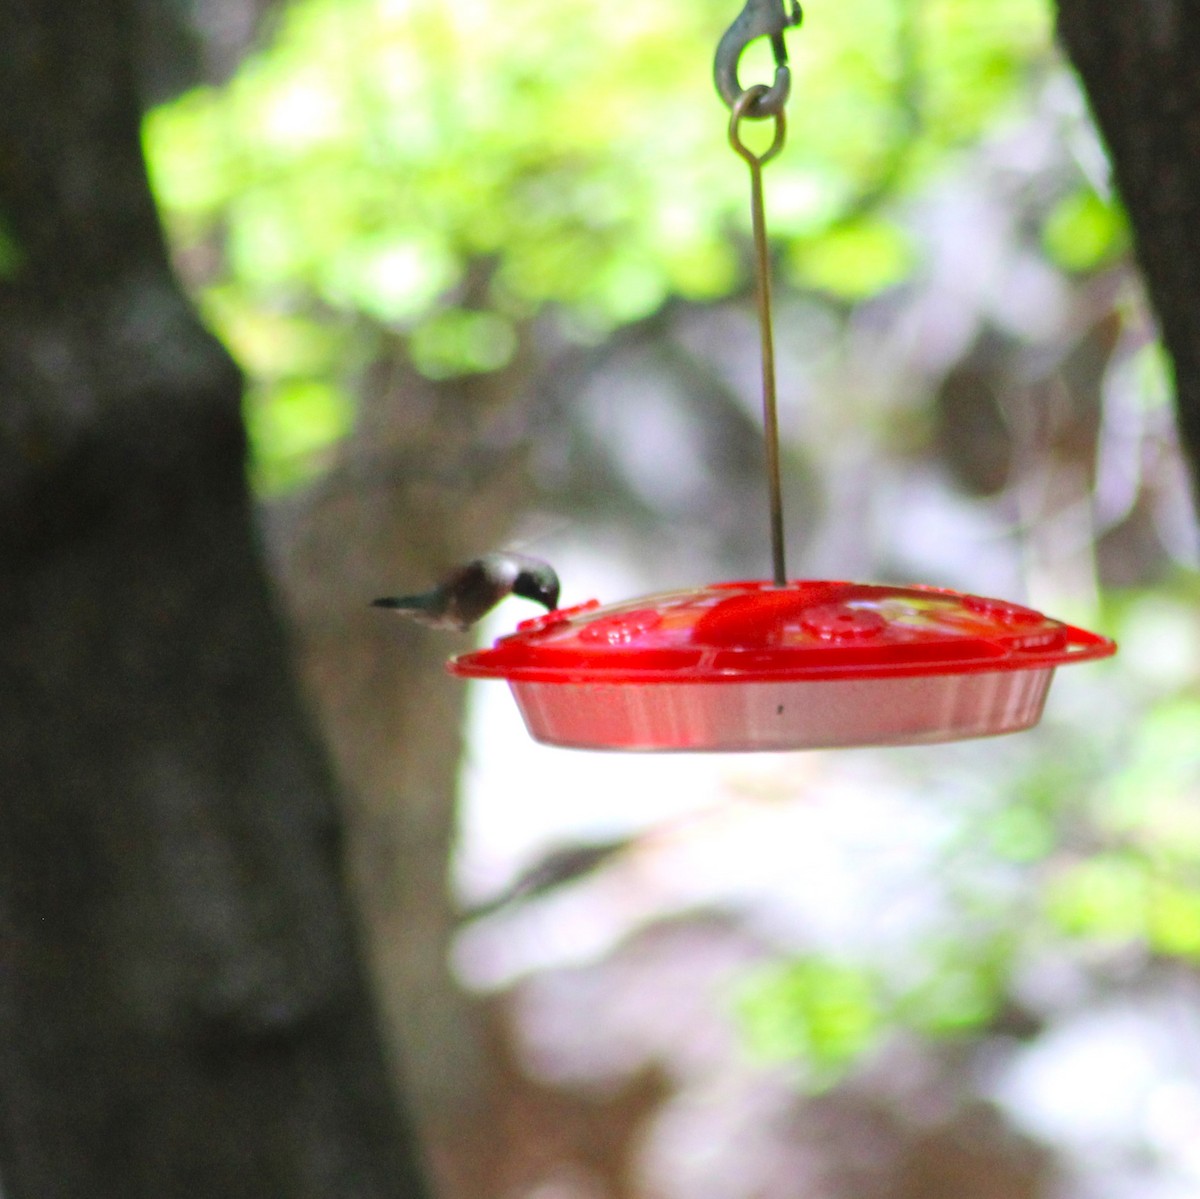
[508,668,1054,752]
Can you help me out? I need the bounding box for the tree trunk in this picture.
[1056,0,1200,496]
[0,2,429,1195]
[269,340,538,1199]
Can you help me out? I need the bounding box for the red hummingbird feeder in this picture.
[449,0,1116,750]
[450,582,1113,751]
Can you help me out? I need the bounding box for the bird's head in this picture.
[512,559,561,613]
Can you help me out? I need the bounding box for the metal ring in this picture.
[717,61,792,119]
[728,85,787,165]
[713,0,801,118]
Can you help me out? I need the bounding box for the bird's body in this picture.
[372,552,560,631]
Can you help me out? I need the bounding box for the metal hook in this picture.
[713,0,802,119]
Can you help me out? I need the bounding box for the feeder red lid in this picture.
[449,581,1115,750]
[451,580,1114,683]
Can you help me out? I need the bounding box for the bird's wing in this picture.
[442,558,514,627]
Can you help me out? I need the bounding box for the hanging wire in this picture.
[714,0,796,585]
[728,86,788,586]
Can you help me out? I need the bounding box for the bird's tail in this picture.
[371,593,439,612]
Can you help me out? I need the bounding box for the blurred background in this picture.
[142,0,1200,1195]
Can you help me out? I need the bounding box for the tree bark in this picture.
[269,349,537,1198]
[1056,0,1200,498]
[0,2,429,1195]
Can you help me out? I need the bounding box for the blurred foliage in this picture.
[738,930,1015,1089]
[143,0,1057,488]
[737,936,1016,1089]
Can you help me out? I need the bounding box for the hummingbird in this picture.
[371,552,561,631]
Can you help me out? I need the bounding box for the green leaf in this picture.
[987,803,1056,864]
[737,957,883,1083]
[245,378,354,492]
[323,238,460,324]
[792,218,916,299]
[1042,188,1129,273]
[410,309,518,379]
[1044,854,1149,941]
[895,938,1010,1036]
[201,287,341,377]
[1149,883,1200,960]
[142,89,234,220]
